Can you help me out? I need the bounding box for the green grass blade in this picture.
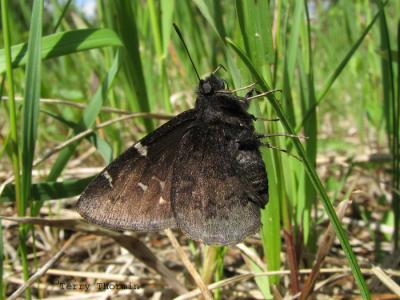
[392,19,400,251]
[47,53,120,181]
[1,1,22,296]
[41,109,113,165]
[161,0,175,56]
[1,0,22,208]
[235,0,274,71]
[377,0,398,249]
[299,0,317,248]
[52,0,72,32]
[298,8,382,131]
[395,19,400,251]
[19,2,44,298]
[21,0,43,217]
[148,0,173,112]
[1,177,95,203]
[0,216,3,298]
[148,0,162,60]
[212,0,227,42]
[286,1,303,85]
[112,1,153,132]
[235,0,280,287]
[226,38,371,300]
[0,28,123,73]
[81,54,121,128]
[193,0,223,42]
[213,246,227,300]
[242,246,272,299]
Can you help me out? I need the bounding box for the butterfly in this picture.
[76,73,269,245]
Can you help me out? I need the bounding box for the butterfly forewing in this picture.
[171,125,265,245]
[76,73,270,245]
[76,110,197,231]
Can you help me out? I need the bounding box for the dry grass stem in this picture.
[164,229,213,300]
[8,233,81,300]
[1,95,176,117]
[371,266,400,297]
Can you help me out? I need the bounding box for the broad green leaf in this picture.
[0,28,123,73]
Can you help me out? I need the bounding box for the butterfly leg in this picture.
[215,83,256,96]
[253,117,280,122]
[245,89,282,102]
[256,133,307,140]
[245,87,256,98]
[260,142,301,161]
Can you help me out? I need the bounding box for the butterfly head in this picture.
[195,74,252,125]
[198,74,226,95]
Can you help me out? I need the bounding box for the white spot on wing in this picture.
[159,196,166,204]
[137,182,148,192]
[103,170,113,188]
[134,142,148,157]
[159,181,165,190]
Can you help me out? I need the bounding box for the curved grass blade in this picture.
[0,28,123,73]
[52,0,72,32]
[298,8,383,132]
[112,1,153,132]
[42,109,113,164]
[1,177,95,203]
[193,0,224,42]
[226,38,371,300]
[47,53,120,181]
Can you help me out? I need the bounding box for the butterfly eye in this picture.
[202,82,212,94]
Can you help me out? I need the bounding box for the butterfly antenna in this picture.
[212,64,227,74]
[173,23,201,82]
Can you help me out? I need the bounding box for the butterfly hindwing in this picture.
[172,124,267,245]
[76,110,197,231]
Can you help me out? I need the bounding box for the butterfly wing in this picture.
[172,124,268,245]
[76,110,197,231]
